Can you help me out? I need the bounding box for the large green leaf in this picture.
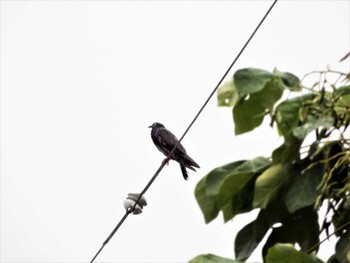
[233,79,284,135]
[218,68,301,135]
[283,163,324,213]
[204,160,247,223]
[195,159,259,223]
[274,95,310,139]
[262,195,290,226]
[233,68,300,97]
[234,212,270,261]
[217,172,256,222]
[266,244,323,263]
[258,79,284,112]
[195,176,220,224]
[235,198,290,261]
[253,164,291,209]
[262,206,319,258]
[203,157,271,222]
[233,156,271,173]
[205,160,247,197]
[217,158,270,222]
[189,254,241,263]
[233,95,266,134]
[295,207,320,252]
[234,68,274,97]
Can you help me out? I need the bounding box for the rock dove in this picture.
[149,122,200,180]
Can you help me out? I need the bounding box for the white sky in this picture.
[1,1,349,262]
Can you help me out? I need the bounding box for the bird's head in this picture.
[148,122,164,129]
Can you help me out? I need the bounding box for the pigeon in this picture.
[148,122,200,180]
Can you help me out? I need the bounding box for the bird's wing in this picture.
[156,128,187,155]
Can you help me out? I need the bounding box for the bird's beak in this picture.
[148,125,152,128]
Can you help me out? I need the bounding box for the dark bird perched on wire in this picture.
[149,122,200,180]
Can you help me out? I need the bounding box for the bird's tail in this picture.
[184,154,200,169]
[179,160,189,180]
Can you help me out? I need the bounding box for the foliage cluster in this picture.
[192,67,350,263]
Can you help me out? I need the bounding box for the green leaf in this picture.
[189,254,241,263]
[205,160,247,197]
[205,157,271,222]
[206,163,247,223]
[234,213,270,261]
[274,69,301,91]
[294,207,320,252]
[233,68,300,97]
[233,79,284,135]
[272,138,302,163]
[275,94,316,139]
[226,68,301,135]
[283,163,324,213]
[195,176,220,224]
[233,96,265,135]
[217,172,256,222]
[219,159,270,222]
[262,206,320,258]
[262,195,290,226]
[293,115,334,140]
[274,95,312,140]
[235,199,290,261]
[234,156,271,173]
[253,164,291,209]
[217,79,238,107]
[266,244,323,263]
[263,228,299,259]
[258,79,284,112]
[234,68,274,97]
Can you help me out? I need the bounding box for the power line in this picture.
[90,1,278,262]
[90,208,132,263]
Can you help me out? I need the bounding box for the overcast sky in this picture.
[1,1,349,262]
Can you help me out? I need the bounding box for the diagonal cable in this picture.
[90,1,278,262]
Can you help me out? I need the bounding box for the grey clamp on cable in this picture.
[123,193,147,215]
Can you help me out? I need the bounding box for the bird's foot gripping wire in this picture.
[162,157,170,166]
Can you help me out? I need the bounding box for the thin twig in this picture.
[307,220,350,254]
